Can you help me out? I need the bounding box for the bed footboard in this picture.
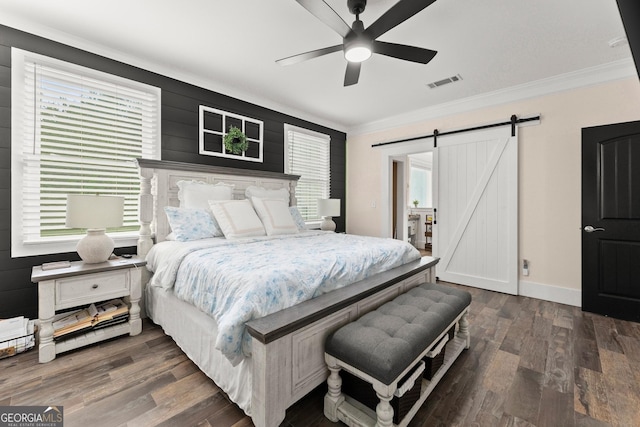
[246,256,438,427]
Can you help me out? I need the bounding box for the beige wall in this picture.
[346,77,640,295]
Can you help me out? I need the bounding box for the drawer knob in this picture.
[92,284,99,289]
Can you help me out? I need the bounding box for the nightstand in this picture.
[31,257,146,363]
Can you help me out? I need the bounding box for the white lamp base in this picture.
[76,229,114,264]
[320,216,336,232]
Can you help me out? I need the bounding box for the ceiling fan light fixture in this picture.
[282,0,439,85]
[345,45,372,62]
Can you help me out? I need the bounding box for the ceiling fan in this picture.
[277,0,438,86]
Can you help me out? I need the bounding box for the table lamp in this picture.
[318,198,340,232]
[66,194,124,263]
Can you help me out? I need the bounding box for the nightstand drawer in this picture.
[55,270,130,309]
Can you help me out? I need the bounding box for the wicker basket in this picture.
[423,334,449,380]
[341,361,425,424]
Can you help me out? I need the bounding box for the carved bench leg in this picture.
[324,355,345,422]
[458,310,471,349]
[373,384,394,427]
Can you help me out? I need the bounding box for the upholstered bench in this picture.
[324,282,472,427]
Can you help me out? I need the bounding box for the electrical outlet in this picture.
[522,259,529,276]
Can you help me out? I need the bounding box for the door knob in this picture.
[584,225,605,233]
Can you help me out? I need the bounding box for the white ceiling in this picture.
[0,0,634,133]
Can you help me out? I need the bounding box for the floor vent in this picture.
[427,74,462,89]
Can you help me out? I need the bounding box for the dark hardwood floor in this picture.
[1,283,639,427]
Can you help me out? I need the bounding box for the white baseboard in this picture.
[519,280,581,307]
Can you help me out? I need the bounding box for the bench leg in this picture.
[324,356,345,422]
[373,384,394,427]
[458,310,471,349]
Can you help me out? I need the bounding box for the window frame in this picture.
[283,124,331,228]
[11,48,161,258]
[199,105,264,162]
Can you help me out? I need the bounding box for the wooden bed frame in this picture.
[135,159,439,427]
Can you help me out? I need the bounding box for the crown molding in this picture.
[348,59,638,136]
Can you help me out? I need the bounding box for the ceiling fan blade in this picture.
[373,41,437,64]
[296,0,352,38]
[364,0,437,40]
[344,62,361,86]
[276,44,343,66]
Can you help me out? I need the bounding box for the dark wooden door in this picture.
[582,120,640,322]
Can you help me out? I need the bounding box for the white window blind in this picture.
[11,48,160,257]
[284,124,330,221]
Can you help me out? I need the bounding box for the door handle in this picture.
[584,225,605,233]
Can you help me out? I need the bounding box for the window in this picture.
[199,105,264,162]
[284,124,330,223]
[11,48,161,257]
[409,152,433,208]
[409,167,432,207]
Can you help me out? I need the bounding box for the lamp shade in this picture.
[317,198,341,217]
[66,194,124,229]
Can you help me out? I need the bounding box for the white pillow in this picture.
[209,199,266,239]
[164,207,221,241]
[289,206,307,230]
[177,180,234,209]
[245,185,289,203]
[251,197,299,236]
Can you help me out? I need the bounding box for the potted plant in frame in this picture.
[223,126,248,155]
[413,199,419,208]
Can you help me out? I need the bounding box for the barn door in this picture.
[433,126,518,294]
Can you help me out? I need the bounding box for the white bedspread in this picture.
[146,231,420,365]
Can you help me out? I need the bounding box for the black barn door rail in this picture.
[371,115,541,148]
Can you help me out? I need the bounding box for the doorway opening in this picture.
[379,137,435,246]
[388,150,434,250]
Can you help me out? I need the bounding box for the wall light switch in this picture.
[370,200,376,208]
[522,259,529,276]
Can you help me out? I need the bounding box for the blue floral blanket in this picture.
[146,231,420,365]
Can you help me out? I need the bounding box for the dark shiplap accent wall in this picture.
[0,24,346,319]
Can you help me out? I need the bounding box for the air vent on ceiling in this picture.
[427,74,462,89]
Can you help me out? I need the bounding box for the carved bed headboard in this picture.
[135,159,300,258]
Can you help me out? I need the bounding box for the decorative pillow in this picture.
[251,197,299,236]
[164,207,221,241]
[245,185,289,203]
[177,180,234,209]
[289,206,307,231]
[209,199,266,239]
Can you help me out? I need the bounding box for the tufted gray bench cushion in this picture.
[325,282,471,385]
